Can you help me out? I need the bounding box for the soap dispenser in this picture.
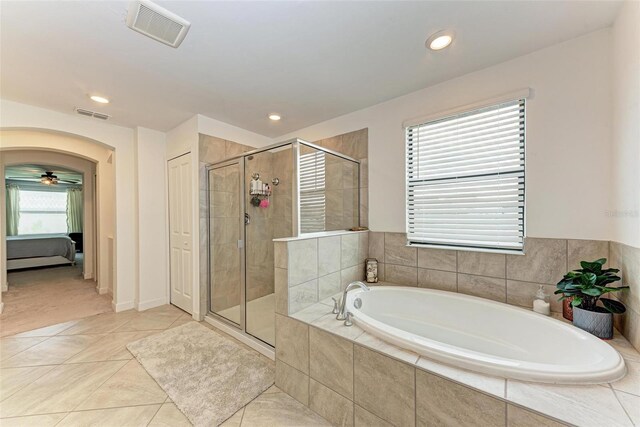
[533,285,551,316]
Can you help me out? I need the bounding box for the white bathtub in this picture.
[345,286,626,384]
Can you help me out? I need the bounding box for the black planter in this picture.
[572,306,613,339]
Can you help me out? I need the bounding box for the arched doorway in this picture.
[0,130,117,334]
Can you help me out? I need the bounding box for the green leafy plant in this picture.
[555,258,628,314]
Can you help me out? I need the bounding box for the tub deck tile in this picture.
[416,357,506,399]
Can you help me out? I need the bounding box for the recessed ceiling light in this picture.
[426,31,454,51]
[90,95,110,104]
[268,114,281,121]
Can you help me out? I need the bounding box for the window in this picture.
[299,150,326,233]
[18,190,68,235]
[406,99,525,252]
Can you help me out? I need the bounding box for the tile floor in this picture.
[0,304,330,426]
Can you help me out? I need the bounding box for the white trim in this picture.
[407,242,525,256]
[402,88,531,129]
[204,315,275,360]
[136,296,169,311]
[113,300,135,312]
[0,302,4,313]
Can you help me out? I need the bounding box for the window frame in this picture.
[17,188,69,236]
[404,94,527,254]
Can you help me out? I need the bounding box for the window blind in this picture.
[299,151,326,233]
[406,99,525,252]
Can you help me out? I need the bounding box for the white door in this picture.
[168,154,193,313]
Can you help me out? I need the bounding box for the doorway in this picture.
[167,153,193,313]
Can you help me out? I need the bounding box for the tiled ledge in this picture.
[286,294,640,427]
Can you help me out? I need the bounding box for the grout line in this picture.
[145,402,165,427]
[68,359,131,413]
[414,365,417,426]
[1,335,54,361]
[0,363,58,404]
[610,385,635,425]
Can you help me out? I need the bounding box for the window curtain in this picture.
[66,188,83,233]
[5,184,20,236]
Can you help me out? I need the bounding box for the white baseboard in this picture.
[0,302,4,314]
[113,300,135,312]
[136,297,168,311]
[97,286,110,295]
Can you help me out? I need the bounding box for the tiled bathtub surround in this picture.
[611,241,640,351]
[275,304,640,427]
[370,232,640,352]
[274,231,368,316]
[277,230,640,426]
[371,233,615,314]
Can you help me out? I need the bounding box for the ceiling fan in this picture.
[40,171,59,185]
[5,169,81,185]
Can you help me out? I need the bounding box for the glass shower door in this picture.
[244,146,293,346]
[208,160,244,326]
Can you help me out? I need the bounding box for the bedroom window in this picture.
[18,190,68,235]
[405,98,526,253]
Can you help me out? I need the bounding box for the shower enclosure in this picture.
[206,139,360,348]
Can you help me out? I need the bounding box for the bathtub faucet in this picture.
[336,281,370,321]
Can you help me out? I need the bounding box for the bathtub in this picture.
[345,286,626,384]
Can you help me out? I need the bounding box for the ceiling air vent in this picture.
[75,107,110,120]
[126,0,191,48]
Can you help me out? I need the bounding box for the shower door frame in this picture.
[206,158,247,333]
[204,138,361,356]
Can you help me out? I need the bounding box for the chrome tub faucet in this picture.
[336,281,370,321]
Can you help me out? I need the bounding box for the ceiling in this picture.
[5,164,83,185]
[0,1,622,137]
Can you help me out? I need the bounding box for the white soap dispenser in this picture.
[533,285,551,316]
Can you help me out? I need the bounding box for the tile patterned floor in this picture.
[0,305,330,426]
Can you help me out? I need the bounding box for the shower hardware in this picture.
[245,213,250,225]
[271,178,280,186]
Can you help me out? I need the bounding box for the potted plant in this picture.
[555,258,628,339]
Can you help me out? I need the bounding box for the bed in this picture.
[6,234,76,270]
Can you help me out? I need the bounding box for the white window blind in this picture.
[299,151,326,233]
[406,99,525,252]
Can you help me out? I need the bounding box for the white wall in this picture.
[0,100,136,310]
[1,149,97,281]
[135,127,169,310]
[278,29,613,241]
[611,0,640,248]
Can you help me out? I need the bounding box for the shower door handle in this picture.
[244,213,250,225]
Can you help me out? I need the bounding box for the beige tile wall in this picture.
[244,147,295,302]
[611,241,640,351]
[313,129,368,228]
[275,232,368,316]
[274,313,565,427]
[369,233,615,315]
